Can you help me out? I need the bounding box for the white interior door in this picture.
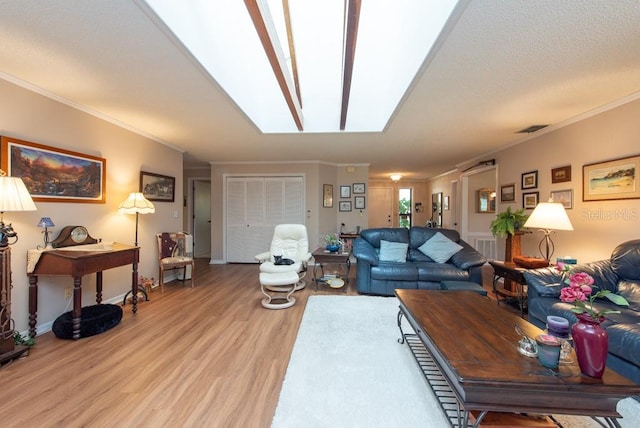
[369,187,394,228]
[193,180,211,258]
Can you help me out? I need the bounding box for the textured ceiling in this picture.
[0,0,639,180]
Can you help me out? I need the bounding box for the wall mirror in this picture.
[431,192,443,226]
[476,188,496,213]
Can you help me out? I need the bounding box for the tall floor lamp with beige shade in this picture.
[0,169,37,364]
[118,192,155,304]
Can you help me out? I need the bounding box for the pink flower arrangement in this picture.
[556,262,628,320]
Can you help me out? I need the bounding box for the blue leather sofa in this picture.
[352,227,486,296]
[524,240,640,384]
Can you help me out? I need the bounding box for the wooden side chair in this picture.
[157,232,195,292]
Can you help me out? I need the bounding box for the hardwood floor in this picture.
[0,261,511,428]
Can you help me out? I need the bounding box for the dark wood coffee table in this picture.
[396,289,640,427]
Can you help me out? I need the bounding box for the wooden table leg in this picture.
[96,271,103,304]
[131,261,138,313]
[72,277,82,340]
[28,276,38,338]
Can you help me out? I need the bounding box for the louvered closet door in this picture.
[226,177,266,263]
[265,177,304,225]
[226,176,304,263]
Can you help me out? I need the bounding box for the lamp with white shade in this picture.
[118,192,155,247]
[118,192,155,304]
[523,200,573,262]
[0,169,37,363]
[0,170,37,247]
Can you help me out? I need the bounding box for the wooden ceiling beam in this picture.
[282,0,302,108]
[245,0,303,131]
[340,0,361,131]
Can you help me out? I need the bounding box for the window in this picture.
[399,188,412,228]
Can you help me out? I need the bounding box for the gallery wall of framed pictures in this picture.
[504,155,640,213]
[326,182,367,212]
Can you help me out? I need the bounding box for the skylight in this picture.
[143,0,460,133]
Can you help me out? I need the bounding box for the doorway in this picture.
[192,179,211,259]
[461,166,497,256]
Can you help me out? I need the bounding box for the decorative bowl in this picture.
[326,244,340,252]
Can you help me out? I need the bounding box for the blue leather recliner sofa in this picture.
[352,227,487,296]
[524,239,640,384]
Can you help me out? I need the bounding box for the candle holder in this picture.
[536,334,562,369]
[546,315,573,363]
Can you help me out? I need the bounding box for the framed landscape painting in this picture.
[1,136,106,203]
[583,155,640,201]
[140,171,175,202]
[500,183,516,202]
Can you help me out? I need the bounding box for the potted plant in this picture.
[323,232,343,252]
[490,206,528,262]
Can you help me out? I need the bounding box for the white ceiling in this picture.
[1,0,639,180]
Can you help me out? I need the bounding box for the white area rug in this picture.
[271,295,640,428]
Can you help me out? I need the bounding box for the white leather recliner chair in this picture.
[255,224,311,291]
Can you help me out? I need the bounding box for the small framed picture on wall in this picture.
[551,165,571,183]
[500,183,516,202]
[521,170,538,189]
[339,201,352,212]
[550,189,573,209]
[340,185,351,198]
[323,184,333,208]
[353,183,366,194]
[354,196,365,209]
[522,191,539,209]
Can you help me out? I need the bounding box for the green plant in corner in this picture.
[14,330,35,347]
[490,206,529,238]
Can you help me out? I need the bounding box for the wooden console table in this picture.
[27,243,139,340]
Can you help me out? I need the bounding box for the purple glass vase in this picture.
[571,313,608,378]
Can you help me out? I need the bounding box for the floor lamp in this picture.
[0,169,37,364]
[118,192,155,304]
[523,200,573,263]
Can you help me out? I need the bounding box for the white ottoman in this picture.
[259,271,300,309]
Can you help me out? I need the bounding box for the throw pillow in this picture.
[379,240,409,263]
[418,232,463,263]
